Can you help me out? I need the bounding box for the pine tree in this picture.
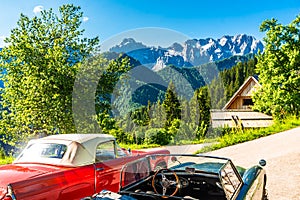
[162,81,181,129]
[193,86,211,139]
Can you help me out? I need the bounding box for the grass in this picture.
[196,115,300,153]
[120,138,211,150]
[120,143,161,150]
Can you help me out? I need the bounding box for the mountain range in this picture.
[109,34,264,71]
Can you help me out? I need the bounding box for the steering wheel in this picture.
[152,168,180,198]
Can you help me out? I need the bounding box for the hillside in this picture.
[111,54,255,116]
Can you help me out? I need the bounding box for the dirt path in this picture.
[160,127,300,199]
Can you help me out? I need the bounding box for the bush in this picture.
[0,147,5,159]
[0,156,14,165]
[144,128,170,145]
[173,122,195,142]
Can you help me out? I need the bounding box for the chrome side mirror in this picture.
[127,148,132,155]
[259,159,266,167]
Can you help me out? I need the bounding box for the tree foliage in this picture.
[209,59,256,109]
[162,81,181,128]
[0,4,99,144]
[95,55,132,114]
[253,15,300,118]
[190,86,211,139]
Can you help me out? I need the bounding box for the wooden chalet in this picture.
[223,76,260,110]
[211,76,273,128]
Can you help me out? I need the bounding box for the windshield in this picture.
[16,143,67,163]
[220,161,242,199]
[121,154,231,187]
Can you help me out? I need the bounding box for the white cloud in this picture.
[83,16,89,22]
[33,5,44,14]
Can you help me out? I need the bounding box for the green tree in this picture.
[148,100,166,128]
[208,76,226,109]
[191,86,211,139]
[73,53,132,134]
[144,128,170,145]
[97,112,131,144]
[162,81,181,128]
[0,4,98,144]
[253,16,300,118]
[95,55,132,114]
[130,106,150,127]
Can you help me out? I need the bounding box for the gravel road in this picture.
[160,127,300,200]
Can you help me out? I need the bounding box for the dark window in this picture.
[243,99,253,106]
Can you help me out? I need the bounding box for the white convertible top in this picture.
[14,134,116,167]
[40,134,115,146]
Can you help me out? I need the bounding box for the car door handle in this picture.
[96,167,104,171]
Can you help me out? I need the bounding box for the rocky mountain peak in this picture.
[108,34,264,71]
[109,38,147,53]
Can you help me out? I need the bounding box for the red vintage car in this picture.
[0,134,169,200]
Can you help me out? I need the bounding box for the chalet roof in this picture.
[222,76,260,110]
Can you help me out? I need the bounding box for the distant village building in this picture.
[211,76,273,128]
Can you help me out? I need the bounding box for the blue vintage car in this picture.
[83,154,268,200]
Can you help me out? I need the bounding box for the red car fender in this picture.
[9,165,95,200]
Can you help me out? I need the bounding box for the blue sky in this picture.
[0,0,300,49]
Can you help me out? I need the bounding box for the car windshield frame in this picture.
[219,160,243,200]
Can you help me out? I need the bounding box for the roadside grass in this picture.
[120,143,161,150]
[120,138,212,150]
[196,115,300,153]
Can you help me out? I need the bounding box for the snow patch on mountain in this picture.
[109,34,264,71]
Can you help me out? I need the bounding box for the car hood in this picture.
[196,162,246,177]
[171,162,246,176]
[0,163,67,198]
